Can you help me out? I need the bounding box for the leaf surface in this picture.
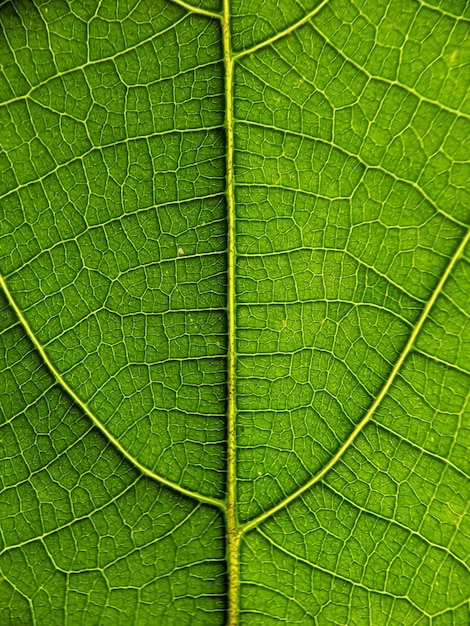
[0,0,469,623]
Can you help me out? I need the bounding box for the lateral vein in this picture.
[240,228,470,535]
[232,0,330,61]
[168,0,222,20]
[0,273,225,511]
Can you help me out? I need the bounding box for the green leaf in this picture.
[0,0,469,624]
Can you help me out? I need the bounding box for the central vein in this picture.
[222,1,239,625]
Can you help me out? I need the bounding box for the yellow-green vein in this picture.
[240,228,470,535]
[232,0,330,61]
[0,273,225,512]
[169,0,222,20]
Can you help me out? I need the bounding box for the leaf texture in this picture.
[0,0,469,624]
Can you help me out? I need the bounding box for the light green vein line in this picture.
[0,475,142,555]
[240,228,470,535]
[413,347,470,376]
[169,0,222,20]
[323,482,469,571]
[232,0,330,61]
[375,419,470,480]
[306,21,470,121]
[0,273,225,512]
[223,0,239,621]
[255,528,428,615]
[0,13,191,110]
[418,0,470,23]
[240,118,467,229]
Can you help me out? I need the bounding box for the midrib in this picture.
[222,0,239,624]
[219,4,470,622]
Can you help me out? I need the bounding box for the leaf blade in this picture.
[0,0,469,623]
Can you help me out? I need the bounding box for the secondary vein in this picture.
[0,273,225,512]
[232,0,330,61]
[168,0,222,20]
[240,228,470,535]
